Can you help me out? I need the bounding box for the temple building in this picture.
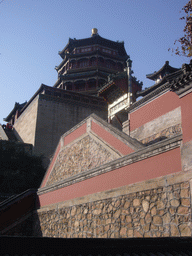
[3,102,26,127]
[3,29,142,165]
[1,26,192,239]
[1,60,192,239]
[98,59,142,127]
[146,60,179,84]
[54,28,129,95]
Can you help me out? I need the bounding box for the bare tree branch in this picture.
[169,1,192,57]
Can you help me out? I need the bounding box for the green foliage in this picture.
[0,142,46,194]
[169,1,192,57]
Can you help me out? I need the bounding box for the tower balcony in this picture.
[63,62,123,75]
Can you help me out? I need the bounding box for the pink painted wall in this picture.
[91,121,134,155]
[64,123,87,146]
[130,91,180,132]
[180,92,192,143]
[41,119,135,189]
[39,147,181,207]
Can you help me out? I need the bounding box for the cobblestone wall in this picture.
[46,134,119,186]
[35,181,191,238]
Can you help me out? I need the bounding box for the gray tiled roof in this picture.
[59,34,128,58]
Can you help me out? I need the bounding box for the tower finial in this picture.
[91,28,98,36]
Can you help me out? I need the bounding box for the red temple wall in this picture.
[130,90,192,144]
[39,147,181,207]
[91,121,134,155]
[64,123,87,146]
[180,91,192,143]
[130,91,180,132]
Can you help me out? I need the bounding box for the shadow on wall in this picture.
[12,128,24,143]
[0,190,42,237]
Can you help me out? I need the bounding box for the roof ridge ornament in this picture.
[182,60,192,73]
[91,28,98,37]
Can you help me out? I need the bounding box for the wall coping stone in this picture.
[39,93,107,110]
[18,83,107,117]
[129,84,170,113]
[177,83,192,98]
[38,134,182,195]
[60,113,144,151]
[90,114,144,150]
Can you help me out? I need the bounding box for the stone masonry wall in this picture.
[0,125,8,140]
[35,181,191,238]
[14,97,38,145]
[34,94,107,162]
[46,134,119,186]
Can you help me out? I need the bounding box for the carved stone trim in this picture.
[86,118,91,132]
[177,83,192,98]
[140,124,182,145]
[46,132,121,186]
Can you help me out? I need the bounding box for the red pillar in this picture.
[180,91,192,143]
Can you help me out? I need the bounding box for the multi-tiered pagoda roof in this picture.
[54,29,129,95]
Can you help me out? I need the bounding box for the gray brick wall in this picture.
[14,97,39,145]
[34,94,107,163]
[12,94,107,165]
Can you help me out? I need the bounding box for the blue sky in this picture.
[0,0,190,124]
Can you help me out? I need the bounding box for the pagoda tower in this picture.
[54,28,129,95]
